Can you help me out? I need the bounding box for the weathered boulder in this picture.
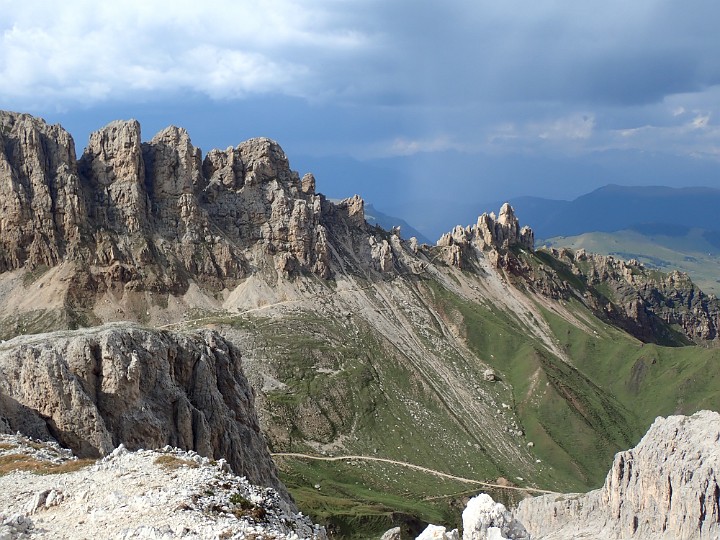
[380,527,402,540]
[462,494,528,539]
[416,524,460,540]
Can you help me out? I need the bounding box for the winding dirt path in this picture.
[271,452,557,495]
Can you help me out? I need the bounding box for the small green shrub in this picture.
[229,492,253,509]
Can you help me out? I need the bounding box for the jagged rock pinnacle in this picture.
[436,204,534,268]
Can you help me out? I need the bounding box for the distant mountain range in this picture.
[498,184,720,241]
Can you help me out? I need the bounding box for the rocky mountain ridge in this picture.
[1,110,717,347]
[530,248,720,344]
[433,208,720,346]
[436,203,534,269]
[0,111,334,285]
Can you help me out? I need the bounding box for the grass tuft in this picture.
[154,454,199,470]
[0,454,94,475]
[228,492,268,521]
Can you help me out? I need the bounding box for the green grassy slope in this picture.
[226,259,720,538]
[193,256,720,538]
[426,280,640,490]
[217,307,531,533]
[541,302,720,425]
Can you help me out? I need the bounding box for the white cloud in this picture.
[4,0,718,112]
[485,114,595,152]
[2,0,720,172]
[691,113,710,129]
[360,135,466,158]
[389,135,460,156]
[605,109,720,159]
[0,0,370,107]
[536,114,595,141]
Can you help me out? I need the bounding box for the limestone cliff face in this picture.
[0,112,85,271]
[0,111,353,295]
[577,251,720,342]
[200,137,331,278]
[515,411,720,539]
[437,203,534,268]
[0,324,286,497]
[80,125,332,285]
[80,120,149,235]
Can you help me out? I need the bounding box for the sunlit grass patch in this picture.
[0,454,94,475]
[154,455,199,470]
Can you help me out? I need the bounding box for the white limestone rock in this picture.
[381,526,402,539]
[436,204,534,268]
[462,494,528,540]
[0,436,326,540]
[515,410,720,539]
[416,524,460,540]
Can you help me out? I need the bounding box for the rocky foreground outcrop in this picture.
[0,324,286,496]
[515,410,720,539]
[0,434,325,539]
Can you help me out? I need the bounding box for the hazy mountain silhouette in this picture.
[499,185,720,240]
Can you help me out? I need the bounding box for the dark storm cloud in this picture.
[343,1,720,107]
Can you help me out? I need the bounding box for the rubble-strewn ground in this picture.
[0,435,326,539]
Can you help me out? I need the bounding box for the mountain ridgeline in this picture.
[2,110,720,537]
